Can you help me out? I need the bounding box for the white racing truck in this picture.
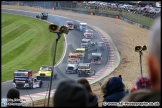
[66,63,78,74]
[81,38,99,51]
[91,53,102,64]
[77,63,95,77]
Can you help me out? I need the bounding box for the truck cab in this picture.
[13,69,43,89]
[66,64,78,74]
[77,23,87,32]
[68,53,80,64]
[91,53,102,64]
[77,63,95,77]
[65,21,74,29]
[36,65,57,79]
[36,12,48,19]
[75,48,86,59]
[81,38,91,49]
[84,29,93,38]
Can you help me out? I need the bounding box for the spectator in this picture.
[53,80,88,107]
[121,18,161,104]
[6,88,23,107]
[131,76,151,92]
[77,78,98,107]
[101,76,128,107]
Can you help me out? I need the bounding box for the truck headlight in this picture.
[24,83,29,87]
[13,83,16,87]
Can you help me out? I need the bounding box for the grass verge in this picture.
[2,13,65,82]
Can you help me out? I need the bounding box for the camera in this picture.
[49,24,69,34]
[135,45,147,52]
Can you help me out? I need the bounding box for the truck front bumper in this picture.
[13,83,30,88]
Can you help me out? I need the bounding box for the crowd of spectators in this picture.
[76,1,161,19]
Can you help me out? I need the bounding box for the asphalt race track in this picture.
[2,9,108,98]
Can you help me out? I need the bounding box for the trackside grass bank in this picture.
[2,13,64,82]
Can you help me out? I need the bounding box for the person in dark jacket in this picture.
[6,88,23,107]
[53,80,88,107]
[77,78,98,107]
[101,76,128,107]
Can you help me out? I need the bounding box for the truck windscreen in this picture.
[70,56,77,58]
[14,72,28,77]
[81,25,87,28]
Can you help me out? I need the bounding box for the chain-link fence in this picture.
[2,1,160,29]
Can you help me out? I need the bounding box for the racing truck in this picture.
[91,53,102,64]
[36,65,57,80]
[66,63,78,74]
[76,22,87,32]
[13,69,43,89]
[36,12,48,19]
[65,21,74,30]
[75,48,86,59]
[83,29,93,38]
[81,38,97,51]
[77,63,95,77]
[68,53,80,64]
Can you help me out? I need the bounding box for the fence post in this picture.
[71,2,72,10]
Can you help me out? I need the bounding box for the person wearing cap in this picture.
[101,76,128,107]
[53,80,88,107]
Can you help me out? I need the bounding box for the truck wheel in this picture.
[39,82,42,88]
[30,83,33,89]
[54,75,57,79]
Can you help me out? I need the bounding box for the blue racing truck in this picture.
[76,22,87,32]
[13,69,43,89]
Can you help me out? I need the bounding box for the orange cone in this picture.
[52,7,54,10]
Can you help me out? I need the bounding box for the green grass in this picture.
[121,12,154,27]
[1,13,65,82]
[67,8,154,27]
